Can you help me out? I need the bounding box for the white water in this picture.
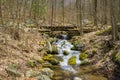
[54,35,81,73]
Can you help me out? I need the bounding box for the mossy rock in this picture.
[43,54,59,65]
[68,56,76,65]
[79,52,88,61]
[49,58,60,65]
[47,44,58,54]
[51,45,58,54]
[63,50,69,55]
[72,41,80,47]
[27,60,36,67]
[95,27,112,35]
[42,62,53,69]
[43,54,53,61]
[39,41,46,46]
[80,60,90,65]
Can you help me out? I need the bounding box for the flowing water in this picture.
[55,35,81,73]
[52,35,108,80]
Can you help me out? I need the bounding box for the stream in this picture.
[55,35,81,73]
[51,35,108,80]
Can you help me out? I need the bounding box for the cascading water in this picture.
[54,35,81,73]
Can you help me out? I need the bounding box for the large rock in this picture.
[41,68,54,78]
[68,56,76,65]
[43,54,59,65]
[37,74,51,80]
[46,40,52,53]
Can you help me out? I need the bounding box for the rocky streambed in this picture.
[45,34,108,80]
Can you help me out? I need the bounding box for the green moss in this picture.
[63,50,69,55]
[79,53,88,61]
[39,41,46,46]
[68,56,76,65]
[27,60,36,67]
[95,27,112,35]
[36,58,44,63]
[43,54,53,61]
[43,54,59,65]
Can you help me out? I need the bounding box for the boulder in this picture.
[43,54,59,65]
[79,53,88,61]
[63,50,69,55]
[41,68,54,78]
[68,56,76,65]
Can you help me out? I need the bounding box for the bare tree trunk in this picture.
[110,0,119,41]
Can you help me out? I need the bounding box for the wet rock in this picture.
[41,68,54,78]
[68,56,76,65]
[74,77,82,80]
[25,70,40,77]
[63,50,69,55]
[37,74,51,80]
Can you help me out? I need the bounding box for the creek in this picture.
[51,35,108,80]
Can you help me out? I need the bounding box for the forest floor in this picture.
[0,27,120,80]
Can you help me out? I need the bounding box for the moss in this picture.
[95,27,112,35]
[72,41,80,47]
[36,58,44,63]
[43,54,59,65]
[79,52,88,61]
[43,54,53,61]
[39,41,46,46]
[63,50,69,55]
[27,60,36,67]
[68,56,76,65]
[49,58,60,65]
